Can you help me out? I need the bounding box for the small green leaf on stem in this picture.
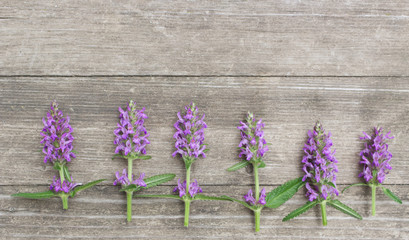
[136,155,152,160]
[194,194,232,201]
[381,187,402,204]
[12,190,57,199]
[282,200,318,222]
[221,195,254,210]
[327,200,362,220]
[72,179,106,197]
[342,183,368,193]
[258,161,266,169]
[63,166,71,182]
[112,154,124,160]
[134,194,181,200]
[226,160,250,172]
[265,177,306,209]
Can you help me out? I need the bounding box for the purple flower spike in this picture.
[49,176,80,193]
[238,113,269,161]
[302,122,339,201]
[113,168,146,187]
[41,101,76,164]
[359,127,393,184]
[244,188,267,206]
[172,103,207,159]
[114,100,150,157]
[173,179,203,198]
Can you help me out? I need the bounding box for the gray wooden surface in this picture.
[0,1,408,239]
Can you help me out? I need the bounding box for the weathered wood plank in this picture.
[1,1,409,76]
[0,78,408,185]
[1,185,408,239]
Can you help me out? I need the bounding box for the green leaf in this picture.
[112,154,124,160]
[258,161,266,169]
[265,177,306,209]
[203,149,210,153]
[71,150,78,154]
[226,160,250,172]
[194,194,232,201]
[144,174,176,189]
[72,179,106,197]
[282,200,318,222]
[12,190,57,199]
[381,187,402,204]
[121,174,176,192]
[342,183,368,193]
[134,194,181,200]
[221,195,253,210]
[327,200,362,220]
[63,166,71,182]
[136,155,152,160]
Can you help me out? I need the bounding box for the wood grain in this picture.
[1,0,409,76]
[0,78,408,186]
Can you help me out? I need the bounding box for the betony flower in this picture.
[113,168,147,187]
[41,101,76,164]
[243,188,266,206]
[173,179,203,198]
[359,127,393,184]
[114,100,150,157]
[49,176,80,193]
[302,122,339,201]
[172,103,207,159]
[238,113,269,161]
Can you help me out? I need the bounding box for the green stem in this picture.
[254,209,261,232]
[184,200,191,227]
[61,195,68,210]
[253,164,259,202]
[184,165,191,227]
[320,201,327,226]
[371,185,376,216]
[128,159,133,182]
[127,191,133,222]
[59,165,65,183]
[127,159,134,222]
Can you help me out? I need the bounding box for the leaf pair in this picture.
[12,179,106,199]
[222,177,305,211]
[343,183,402,205]
[112,154,152,161]
[283,199,362,222]
[121,174,176,193]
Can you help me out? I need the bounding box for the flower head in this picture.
[41,101,76,164]
[243,188,266,206]
[172,103,207,159]
[114,101,150,157]
[113,168,147,187]
[49,176,80,193]
[173,179,203,198]
[302,122,339,201]
[359,127,393,184]
[238,112,269,161]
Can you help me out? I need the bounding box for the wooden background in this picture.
[1,1,408,239]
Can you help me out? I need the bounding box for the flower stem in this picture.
[184,165,191,227]
[254,209,261,232]
[253,164,259,202]
[127,159,133,222]
[184,200,191,227]
[59,165,65,183]
[371,185,376,216]
[127,191,133,222]
[61,195,68,210]
[320,201,327,226]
